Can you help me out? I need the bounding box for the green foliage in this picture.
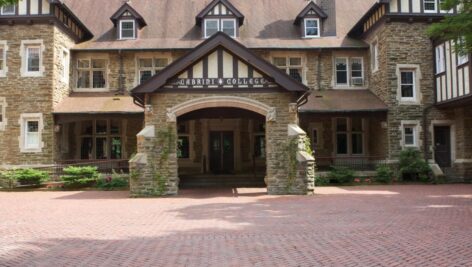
[427,0,472,54]
[315,175,330,186]
[95,171,129,190]
[0,0,17,7]
[375,165,394,184]
[327,166,355,184]
[0,169,49,188]
[61,166,100,188]
[399,149,431,182]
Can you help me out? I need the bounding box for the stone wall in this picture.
[130,92,307,196]
[0,24,74,167]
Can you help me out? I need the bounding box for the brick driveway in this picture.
[0,185,471,267]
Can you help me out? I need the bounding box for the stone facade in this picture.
[0,25,75,167]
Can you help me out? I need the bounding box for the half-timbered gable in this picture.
[196,0,245,38]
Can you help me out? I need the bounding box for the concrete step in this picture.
[180,175,266,188]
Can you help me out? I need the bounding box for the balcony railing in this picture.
[315,156,387,172]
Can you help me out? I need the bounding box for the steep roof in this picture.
[132,32,310,95]
[299,90,387,113]
[63,0,377,50]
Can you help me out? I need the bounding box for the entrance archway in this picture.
[176,107,267,188]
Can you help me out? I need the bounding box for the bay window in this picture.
[76,58,107,90]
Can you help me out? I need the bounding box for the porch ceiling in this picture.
[299,90,388,113]
[53,94,144,114]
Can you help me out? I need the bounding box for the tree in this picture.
[427,0,472,54]
[0,0,17,7]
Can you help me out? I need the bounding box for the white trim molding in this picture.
[20,39,45,77]
[400,120,422,149]
[0,40,8,77]
[0,97,7,131]
[396,64,422,105]
[18,113,44,153]
[429,120,456,164]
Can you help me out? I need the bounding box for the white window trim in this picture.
[19,113,44,153]
[333,117,366,156]
[371,39,379,73]
[335,57,349,86]
[400,120,421,149]
[134,52,172,86]
[74,55,110,92]
[20,40,45,77]
[0,97,7,131]
[204,18,220,39]
[396,64,422,105]
[61,48,70,84]
[0,4,15,15]
[435,44,445,74]
[119,19,136,40]
[304,18,320,38]
[350,57,364,86]
[270,52,307,85]
[0,40,8,77]
[424,0,437,13]
[220,18,237,38]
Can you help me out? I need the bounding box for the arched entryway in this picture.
[169,96,273,188]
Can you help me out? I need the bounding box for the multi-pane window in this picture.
[119,20,135,39]
[221,19,236,37]
[435,44,445,73]
[371,41,379,72]
[80,120,122,160]
[26,45,40,73]
[138,58,169,84]
[304,18,320,38]
[25,120,40,150]
[457,38,469,65]
[273,56,303,83]
[0,4,15,15]
[400,70,415,99]
[403,125,417,147]
[77,59,107,89]
[336,118,364,155]
[424,0,437,12]
[204,18,236,38]
[336,57,365,86]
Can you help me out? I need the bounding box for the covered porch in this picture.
[299,90,389,171]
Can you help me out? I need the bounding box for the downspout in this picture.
[118,49,125,95]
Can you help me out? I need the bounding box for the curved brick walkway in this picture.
[0,185,471,266]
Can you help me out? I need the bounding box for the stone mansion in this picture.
[0,0,470,196]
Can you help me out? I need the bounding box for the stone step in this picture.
[180,175,266,188]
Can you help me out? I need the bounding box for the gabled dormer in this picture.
[196,0,244,39]
[294,1,328,38]
[110,2,147,40]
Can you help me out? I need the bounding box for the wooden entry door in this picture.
[209,131,234,174]
[434,126,452,167]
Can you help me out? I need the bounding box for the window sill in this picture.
[20,148,42,153]
[21,72,43,78]
[303,36,320,39]
[73,88,110,93]
[333,86,368,90]
[398,100,420,105]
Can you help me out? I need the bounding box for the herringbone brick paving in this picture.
[0,185,471,266]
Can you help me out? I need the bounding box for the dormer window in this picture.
[110,3,147,41]
[197,0,244,39]
[0,4,15,15]
[304,18,320,38]
[120,20,136,40]
[295,2,327,38]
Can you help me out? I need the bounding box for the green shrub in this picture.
[315,175,330,186]
[327,166,355,184]
[0,169,49,188]
[399,149,431,182]
[375,165,394,184]
[61,166,100,188]
[95,171,129,190]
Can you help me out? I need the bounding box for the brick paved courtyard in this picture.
[0,185,471,267]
